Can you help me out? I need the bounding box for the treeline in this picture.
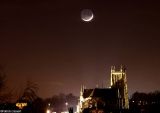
[18,92,78,113]
[1,67,160,113]
[0,67,78,113]
[129,91,160,113]
[45,93,78,113]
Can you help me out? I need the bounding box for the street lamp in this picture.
[46,109,51,113]
[65,102,68,112]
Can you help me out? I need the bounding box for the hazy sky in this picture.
[0,0,160,98]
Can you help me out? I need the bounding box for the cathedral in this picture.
[77,65,129,113]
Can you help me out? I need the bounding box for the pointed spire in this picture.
[80,85,84,96]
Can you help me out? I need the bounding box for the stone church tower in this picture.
[110,65,129,109]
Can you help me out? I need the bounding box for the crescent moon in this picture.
[82,13,94,22]
[81,9,94,22]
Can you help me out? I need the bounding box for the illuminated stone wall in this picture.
[111,65,129,109]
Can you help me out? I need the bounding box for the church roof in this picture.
[83,88,118,99]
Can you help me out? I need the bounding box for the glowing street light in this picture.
[65,102,68,112]
[65,102,68,106]
[46,109,51,113]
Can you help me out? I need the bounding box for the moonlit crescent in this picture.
[82,13,94,22]
[81,9,94,22]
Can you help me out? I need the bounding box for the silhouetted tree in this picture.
[66,93,78,112]
[0,70,5,91]
[0,66,12,103]
[17,81,47,113]
[130,91,160,113]
[18,81,38,103]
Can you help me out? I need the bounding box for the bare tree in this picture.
[18,80,38,103]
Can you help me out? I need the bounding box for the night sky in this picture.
[0,0,160,98]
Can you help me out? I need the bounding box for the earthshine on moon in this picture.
[81,9,94,22]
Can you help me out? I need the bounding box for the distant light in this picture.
[46,109,51,113]
[16,103,27,109]
[65,102,68,106]
[61,112,69,113]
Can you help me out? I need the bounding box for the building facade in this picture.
[77,65,129,113]
[111,65,129,109]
